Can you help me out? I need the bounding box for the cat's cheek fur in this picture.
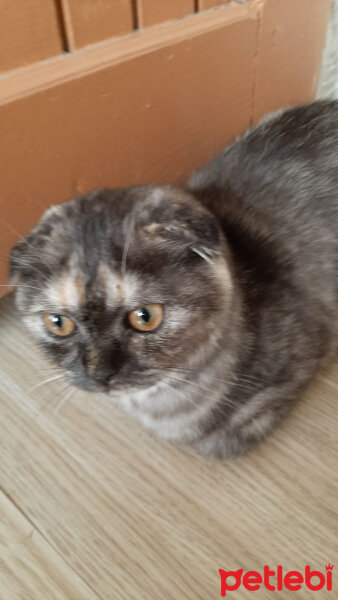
[22,315,48,339]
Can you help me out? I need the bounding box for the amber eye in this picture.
[43,313,76,337]
[128,304,164,332]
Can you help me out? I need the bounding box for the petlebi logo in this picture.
[219,564,334,596]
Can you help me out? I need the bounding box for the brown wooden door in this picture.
[0,0,331,290]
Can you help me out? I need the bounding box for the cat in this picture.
[10,100,338,458]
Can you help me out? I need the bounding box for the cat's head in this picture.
[10,186,234,394]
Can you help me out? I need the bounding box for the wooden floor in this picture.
[0,292,337,599]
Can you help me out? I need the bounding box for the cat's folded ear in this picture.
[10,232,43,279]
[138,187,221,257]
[10,239,27,279]
[10,205,63,279]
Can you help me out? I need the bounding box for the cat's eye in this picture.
[42,313,76,337]
[128,304,164,332]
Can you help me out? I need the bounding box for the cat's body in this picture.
[11,101,338,458]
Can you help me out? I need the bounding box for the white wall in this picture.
[317,0,338,99]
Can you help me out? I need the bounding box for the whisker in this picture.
[161,366,261,389]
[165,373,215,394]
[162,381,200,409]
[161,381,185,399]
[51,386,76,421]
[163,374,246,409]
[28,373,64,393]
[0,284,45,292]
[191,247,213,264]
[165,376,239,409]
[33,379,71,421]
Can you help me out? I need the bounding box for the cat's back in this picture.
[189,100,338,223]
[188,101,338,345]
[189,100,338,269]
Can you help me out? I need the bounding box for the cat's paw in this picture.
[194,385,296,459]
[194,426,262,459]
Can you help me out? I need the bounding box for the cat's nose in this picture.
[91,368,115,386]
[84,343,126,387]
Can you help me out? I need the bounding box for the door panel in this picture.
[60,0,134,49]
[0,0,64,72]
[137,0,195,27]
